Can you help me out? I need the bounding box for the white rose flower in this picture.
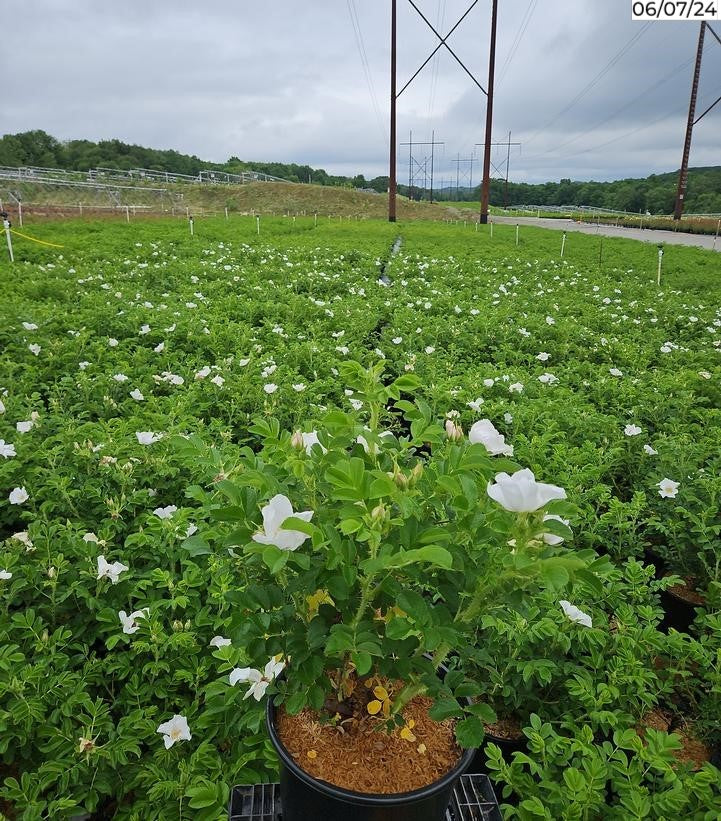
[252,495,313,552]
[559,600,592,628]
[9,487,29,505]
[542,514,571,545]
[156,715,191,748]
[229,658,285,701]
[97,555,129,584]
[487,469,566,513]
[153,505,178,520]
[657,478,679,498]
[301,431,327,455]
[0,440,16,458]
[136,431,161,445]
[468,420,513,457]
[118,608,148,634]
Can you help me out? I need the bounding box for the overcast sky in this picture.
[2,1,720,183]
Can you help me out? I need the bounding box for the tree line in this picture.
[0,130,718,214]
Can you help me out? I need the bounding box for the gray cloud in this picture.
[2,0,719,183]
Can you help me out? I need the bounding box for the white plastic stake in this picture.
[475,222,479,232]
[125,206,130,223]
[256,216,260,235]
[657,247,664,286]
[224,207,228,220]
[3,218,13,263]
[561,231,566,258]
[490,221,493,238]
[714,219,720,251]
[314,213,317,227]
[293,215,296,225]
[515,224,519,246]
[189,216,194,236]
[18,202,23,227]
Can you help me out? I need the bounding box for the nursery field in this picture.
[2,216,721,819]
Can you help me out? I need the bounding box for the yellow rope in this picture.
[8,228,65,248]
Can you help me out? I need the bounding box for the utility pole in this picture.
[389,0,488,219]
[430,129,436,202]
[401,132,444,201]
[476,136,521,209]
[453,155,475,200]
[480,0,498,224]
[389,0,397,222]
[504,131,511,209]
[408,130,413,192]
[674,22,706,221]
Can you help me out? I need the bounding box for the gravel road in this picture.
[492,216,720,253]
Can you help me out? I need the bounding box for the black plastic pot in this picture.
[659,583,704,633]
[468,729,527,776]
[642,547,667,580]
[266,696,475,821]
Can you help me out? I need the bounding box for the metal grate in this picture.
[228,782,280,821]
[446,774,502,821]
[228,775,501,821]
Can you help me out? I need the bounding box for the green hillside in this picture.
[0,129,718,214]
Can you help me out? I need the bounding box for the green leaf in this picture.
[211,506,245,522]
[539,561,570,590]
[519,797,549,817]
[285,692,307,715]
[369,474,397,499]
[186,783,219,809]
[428,698,463,721]
[362,546,453,574]
[563,767,586,794]
[352,651,373,676]
[180,533,211,557]
[393,374,423,393]
[455,716,485,748]
[280,516,315,537]
[465,702,497,724]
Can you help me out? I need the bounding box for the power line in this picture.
[563,101,688,159]
[346,0,386,141]
[526,55,694,161]
[497,0,538,88]
[454,0,538,155]
[523,22,652,147]
[427,0,447,120]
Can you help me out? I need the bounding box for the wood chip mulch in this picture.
[276,694,462,794]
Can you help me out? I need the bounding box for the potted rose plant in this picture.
[180,363,599,821]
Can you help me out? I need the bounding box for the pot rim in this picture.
[266,694,476,806]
